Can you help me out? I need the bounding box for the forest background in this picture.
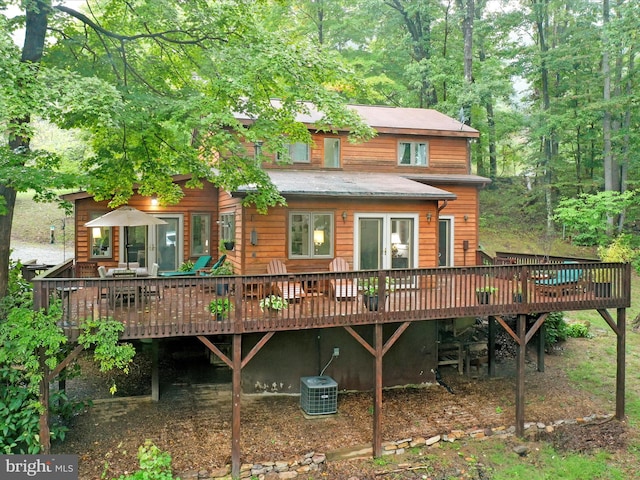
[2,0,639,286]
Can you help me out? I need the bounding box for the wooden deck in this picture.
[34,262,631,341]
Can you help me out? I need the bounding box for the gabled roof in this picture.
[236,170,457,200]
[236,101,479,138]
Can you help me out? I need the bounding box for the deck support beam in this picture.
[231,334,242,479]
[495,313,548,437]
[197,332,276,479]
[344,322,411,458]
[151,339,159,402]
[597,308,626,420]
[515,314,526,437]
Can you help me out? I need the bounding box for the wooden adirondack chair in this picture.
[329,257,359,300]
[266,259,305,302]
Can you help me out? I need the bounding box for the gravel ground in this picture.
[10,240,72,265]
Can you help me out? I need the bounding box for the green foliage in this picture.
[259,295,288,311]
[566,322,592,339]
[210,260,234,276]
[598,234,640,271]
[475,286,498,294]
[78,320,136,395]
[553,191,636,246]
[359,277,396,296]
[178,260,195,272]
[113,441,179,480]
[0,258,33,319]
[208,298,232,318]
[544,311,569,347]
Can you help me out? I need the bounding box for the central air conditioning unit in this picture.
[300,376,338,415]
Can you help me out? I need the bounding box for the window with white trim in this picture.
[220,213,235,243]
[398,141,428,166]
[89,213,112,259]
[277,142,310,163]
[191,213,210,256]
[289,212,333,258]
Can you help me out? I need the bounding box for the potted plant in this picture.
[210,259,234,295]
[178,260,195,272]
[360,277,395,311]
[476,286,498,304]
[220,238,235,252]
[259,295,288,312]
[208,298,232,321]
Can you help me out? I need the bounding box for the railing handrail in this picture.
[32,262,631,340]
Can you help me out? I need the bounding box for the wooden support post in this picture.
[39,348,51,453]
[231,334,242,479]
[537,322,545,373]
[151,339,159,402]
[515,314,526,437]
[616,307,626,420]
[488,317,496,377]
[373,323,383,458]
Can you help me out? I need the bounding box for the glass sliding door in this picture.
[356,214,417,271]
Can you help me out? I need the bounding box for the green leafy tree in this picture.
[553,190,636,246]
[0,0,372,298]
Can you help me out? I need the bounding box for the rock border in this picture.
[178,413,613,479]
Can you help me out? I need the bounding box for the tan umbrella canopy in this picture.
[85,206,167,268]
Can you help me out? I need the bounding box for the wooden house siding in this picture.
[258,132,470,175]
[436,185,479,267]
[73,180,218,267]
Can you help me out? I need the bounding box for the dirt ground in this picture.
[51,334,630,480]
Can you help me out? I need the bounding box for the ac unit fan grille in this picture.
[300,376,337,415]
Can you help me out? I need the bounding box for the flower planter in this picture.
[362,293,387,311]
[223,241,235,251]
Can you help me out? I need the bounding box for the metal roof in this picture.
[236,170,457,200]
[236,101,479,138]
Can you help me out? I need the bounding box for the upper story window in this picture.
[324,138,340,168]
[277,142,310,163]
[289,212,333,258]
[398,141,428,166]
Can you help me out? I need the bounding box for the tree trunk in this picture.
[0,1,50,298]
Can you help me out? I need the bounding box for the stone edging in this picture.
[179,413,612,479]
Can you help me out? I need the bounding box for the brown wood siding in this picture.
[437,185,479,267]
[74,181,218,267]
[239,198,439,275]
[218,193,243,273]
[251,132,470,175]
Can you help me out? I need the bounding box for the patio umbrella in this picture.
[85,206,167,269]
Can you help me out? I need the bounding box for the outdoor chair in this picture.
[143,263,161,300]
[159,255,212,277]
[266,259,305,302]
[110,270,138,306]
[328,257,359,300]
[97,265,109,301]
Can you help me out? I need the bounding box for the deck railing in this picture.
[33,263,631,340]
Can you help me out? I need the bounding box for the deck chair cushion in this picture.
[329,257,358,300]
[160,255,212,277]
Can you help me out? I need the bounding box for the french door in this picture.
[121,214,183,271]
[355,214,418,271]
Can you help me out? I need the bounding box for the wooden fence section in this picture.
[33,263,631,341]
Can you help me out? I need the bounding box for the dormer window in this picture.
[398,141,428,166]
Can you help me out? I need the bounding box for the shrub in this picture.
[567,322,593,339]
[544,311,569,347]
[114,441,179,480]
